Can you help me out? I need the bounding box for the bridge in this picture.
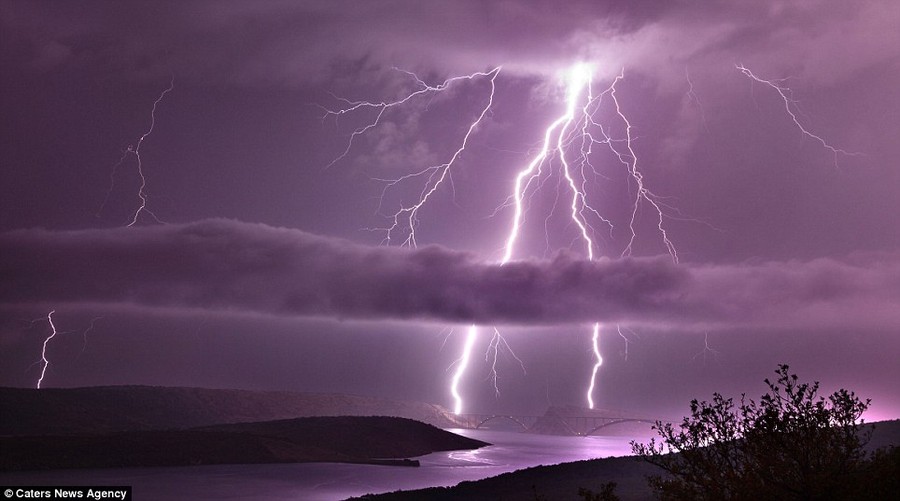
[453,412,659,436]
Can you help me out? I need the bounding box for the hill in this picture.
[357,420,900,500]
[0,386,465,435]
[1,416,489,471]
[355,454,661,500]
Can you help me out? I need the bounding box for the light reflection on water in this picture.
[0,429,644,501]
[445,448,495,466]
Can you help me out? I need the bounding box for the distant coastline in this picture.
[1,415,486,471]
[0,386,484,472]
[1,386,896,500]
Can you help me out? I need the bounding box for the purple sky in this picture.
[1,0,899,420]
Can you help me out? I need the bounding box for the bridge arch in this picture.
[474,415,530,431]
[582,418,657,437]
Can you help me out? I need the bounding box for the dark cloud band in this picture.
[2,220,898,329]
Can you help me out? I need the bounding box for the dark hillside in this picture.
[200,415,482,458]
[356,455,662,501]
[358,420,900,501]
[0,386,464,435]
[1,416,488,471]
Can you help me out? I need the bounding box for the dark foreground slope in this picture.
[0,386,464,434]
[358,420,900,501]
[1,416,489,471]
[356,455,661,501]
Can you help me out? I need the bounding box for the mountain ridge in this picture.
[0,385,466,435]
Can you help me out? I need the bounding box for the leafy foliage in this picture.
[631,364,889,500]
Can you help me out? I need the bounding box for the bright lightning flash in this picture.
[586,322,602,409]
[326,63,679,414]
[450,325,478,415]
[36,310,58,389]
[29,312,103,388]
[498,63,677,409]
[323,68,521,414]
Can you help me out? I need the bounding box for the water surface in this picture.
[0,429,641,500]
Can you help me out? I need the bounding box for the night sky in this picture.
[1,1,898,421]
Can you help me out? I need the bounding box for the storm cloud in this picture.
[2,219,898,330]
[1,0,899,426]
[3,1,897,86]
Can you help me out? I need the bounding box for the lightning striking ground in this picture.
[99,78,174,226]
[324,67,513,414]
[36,310,58,389]
[327,63,679,413]
[498,64,678,408]
[585,322,602,409]
[496,64,605,409]
[27,312,104,388]
[450,325,478,415]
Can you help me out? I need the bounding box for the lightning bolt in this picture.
[497,64,604,409]
[322,68,493,170]
[498,64,677,409]
[585,322,602,410]
[75,316,103,360]
[485,327,527,397]
[499,66,677,265]
[685,68,710,133]
[736,64,860,167]
[502,64,595,263]
[36,310,58,389]
[450,325,478,415]
[28,312,104,388]
[617,324,638,361]
[321,67,500,247]
[99,77,174,226]
[327,63,680,414]
[324,67,515,414]
[691,332,721,366]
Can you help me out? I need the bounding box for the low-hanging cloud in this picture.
[2,219,898,330]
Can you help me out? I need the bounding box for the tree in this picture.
[631,364,885,500]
